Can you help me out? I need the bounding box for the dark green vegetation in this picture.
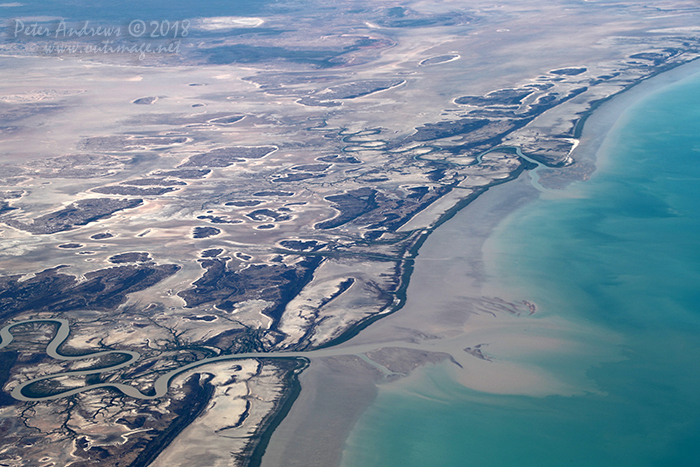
[549,67,587,75]
[0,202,16,215]
[205,37,388,68]
[127,112,245,126]
[152,169,211,179]
[178,255,323,329]
[2,198,143,234]
[132,97,157,105]
[374,7,473,28]
[92,186,178,196]
[246,359,308,467]
[0,263,179,322]
[455,88,534,106]
[279,240,325,252]
[180,146,276,168]
[317,155,534,350]
[108,252,151,263]
[419,54,459,66]
[0,350,18,407]
[245,209,292,222]
[57,243,83,249]
[317,154,361,164]
[201,248,224,258]
[296,80,404,106]
[90,232,114,240]
[120,179,187,186]
[291,163,330,172]
[406,118,494,142]
[192,226,221,238]
[225,200,264,207]
[272,173,323,182]
[73,374,217,467]
[197,215,243,224]
[79,136,188,151]
[253,190,294,197]
[315,188,378,229]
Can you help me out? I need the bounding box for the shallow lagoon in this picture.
[341,70,700,467]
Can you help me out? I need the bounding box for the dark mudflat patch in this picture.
[455,89,534,106]
[184,315,217,322]
[179,146,276,168]
[315,188,377,230]
[407,118,490,141]
[225,200,263,207]
[3,198,142,235]
[109,252,151,263]
[80,135,187,151]
[245,209,291,222]
[0,190,23,199]
[0,263,180,322]
[253,191,294,197]
[272,173,323,183]
[193,226,221,239]
[201,248,223,258]
[90,232,114,240]
[407,186,430,199]
[296,79,405,106]
[125,375,215,467]
[279,240,325,251]
[419,54,459,66]
[133,96,158,105]
[58,243,83,249]
[120,179,187,187]
[197,215,243,224]
[208,115,245,125]
[92,186,178,196]
[291,164,330,172]
[178,255,322,327]
[152,169,211,179]
[550,67,587,76]
[0,201,16,215]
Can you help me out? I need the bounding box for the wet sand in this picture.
[261,174,542,467]
[260,58,700,467]
[260,356,383,467]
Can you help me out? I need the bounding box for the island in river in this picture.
[1,0,700,465]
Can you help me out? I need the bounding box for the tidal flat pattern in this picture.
[341,66,700,467]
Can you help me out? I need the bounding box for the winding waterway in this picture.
[5,60,700,467]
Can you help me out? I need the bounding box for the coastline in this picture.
[258,57,700,467]
[5,2,700,464]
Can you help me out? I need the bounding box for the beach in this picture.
[260,57,700,467]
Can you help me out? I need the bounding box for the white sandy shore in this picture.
[260,58,700,467]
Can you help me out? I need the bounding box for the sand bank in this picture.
[259,58,700,467]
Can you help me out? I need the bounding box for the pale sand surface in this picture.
[261,58,700,466]
[260,356,382,467]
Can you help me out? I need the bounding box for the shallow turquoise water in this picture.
[342,72,700,466]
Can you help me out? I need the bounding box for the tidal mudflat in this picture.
[337,55,700,467]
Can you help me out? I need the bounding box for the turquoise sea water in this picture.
[342,72,700,466]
